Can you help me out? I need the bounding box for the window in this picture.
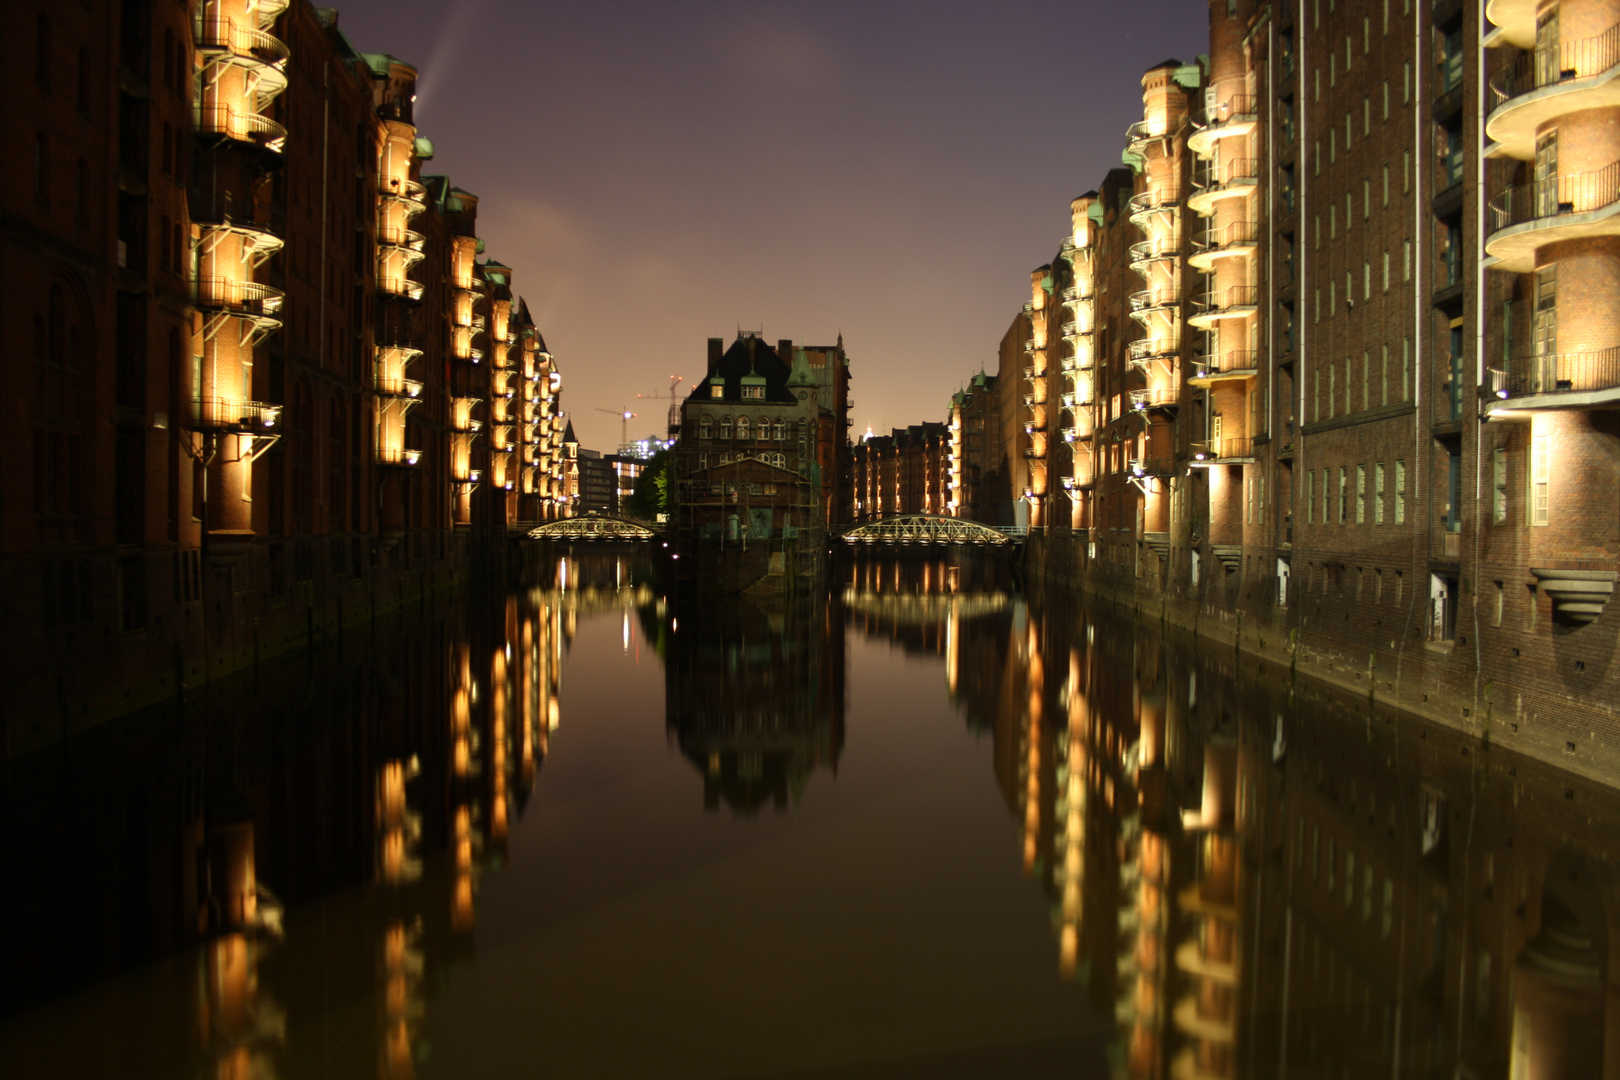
[1307,469,1315,523]
[1395,460,1407,523]
[1494,581,1505,627]
[1403,60,1411,103]
[1382,344,1390,405]
[1403,149,1411,191]
[1493,447,1508,523]
[773,420,786,440]
[1363,351,1371,409]
[1530,434,1549,525]
[36,13,52,90]
[1259,476,1266,524]
[1331,203,1337,238]
[1364,15,1371,51]
[699,416,713,439]
[1364,261,1371,299]
[1382,250,1390,291]
[1403,239,1412,280]
[709,384,723,399]
[1331,127,1337,163]
[1329,360,1337,415]
[1357,465,1367,524]
[719,416,732,438]
[1383,80,1390,119]
[1346,111,1353,150]
[1338,467,1348,523]
[1321,469,1331,526]
[1375,463,1386,524]
[742,385,765,400]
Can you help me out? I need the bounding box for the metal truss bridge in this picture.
[839,515,1020,547]
[526,514,660,541]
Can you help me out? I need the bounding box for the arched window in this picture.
[699,416,713,439]
[736,416,750,440]
[773,420,786,441]
[719,416,732,439]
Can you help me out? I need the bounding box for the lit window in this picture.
[1493,447,1508,523]
[1395,460,1407,524]
[1375,463,1386,524]
[1531,435,1550,525]
[710,384,724,399]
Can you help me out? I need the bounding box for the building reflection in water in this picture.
[844,552,1620,1080]
[6,550,1620,1079]
[657,591,845,814]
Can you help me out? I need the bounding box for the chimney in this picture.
[707,337,723,375]
[777,339,793,366]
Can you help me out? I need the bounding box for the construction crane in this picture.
[595,406,636,450]
[638,374,684,436]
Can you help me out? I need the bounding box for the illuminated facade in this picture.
[850,422,949,521]
[920,1,1620,778]
[1,0,571,747]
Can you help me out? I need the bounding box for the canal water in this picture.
[2,552,1617,1079]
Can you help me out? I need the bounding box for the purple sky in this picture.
[334,0,1210,452]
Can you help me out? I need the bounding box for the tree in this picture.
[624,449,672,521]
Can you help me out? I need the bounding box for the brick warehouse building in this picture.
[895,0,1620,787]
[1,0,572,753]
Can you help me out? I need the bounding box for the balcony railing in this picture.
[1488,160,1620,233]
[1488,347,1620,398]
[1128,288,1181,312]
[1195,349,1260,376]
[1193,220,1260,253]
[1129,335,1179,361]
[377,225,426,250]
[1127,456,1177,477]
[1488,22,1620,111]
[1129,388,1178,411]
[1203,93,1257,126]
[192,276,284,316]
[195,103,287,151]
[375,373,424,398]
[1192,285,1260,317]
[1191,436,1254,461]
[191,398,282,432]
[195,17,290,66]
[377,446,423,467]
[1195,157,1259,189]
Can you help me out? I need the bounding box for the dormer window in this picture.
[742,385,765,399]
[710,384,724,399]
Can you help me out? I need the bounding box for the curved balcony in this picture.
[1190,349,1260,384]
[1129,390,1178,415]
[1127,287,1181,325]
[1487,26,1620,160]
[1127,190,1179,228]
[197,219,283,266]
[377,446,423,468]
[1189,220,1259,270]
[1024,339,1045,355]
[1188,285,1259,328]
[1129,335,1180,364]
[1485,0,1535,48]
[195,103,287,153]
[379,275,424,302]
[1061,352,1095,373]
[1486,347,1620,412]
[1189,436,1255,464]
[192,276,284,318]
[1129,236,1181,274]
[1485,160,1620,271]
[453,418,484,435]
[1023,301,1046,323]
[1188,94,1258,157]
[1187,158,1259,215]
[1125,119,1167,155]
[1061,283,1093,305]
[378,225,426,252]
[195,16,290,70]
[379,177,429,214]
[190,397,282,434]
[1059,390,1093,409]
[376,374,424,399]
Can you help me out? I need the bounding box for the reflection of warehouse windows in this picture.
[738,752,763,780]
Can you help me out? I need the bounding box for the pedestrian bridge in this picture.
[839,515,1020,547]
[526,514,660,541]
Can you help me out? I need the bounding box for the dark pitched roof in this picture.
[689,336,799,404]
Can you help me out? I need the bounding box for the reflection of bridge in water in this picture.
[840,587,1013,624]
[839,514,1024,547]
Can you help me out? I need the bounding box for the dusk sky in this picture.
[336,0,1210,452]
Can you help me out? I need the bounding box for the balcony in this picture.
[1127,190,1178,228]
[1127,456,1177,478]
[1189,285,1260,328]
[192,276,284,318]
[1061,352,1095,373]
[1485,160,1620,271]
[195,17,290,68]
[1487,25,1620,160]
[379,177,428,214]
[1060,390,1091,409]
[378,225,426,252]
[1125,119,1166,156]
[1187,158,1259,215]
[377,446,423,468]
[1190,349,1260,385]
[1189,436,1255,464]
[379,275,424,302]
[1129,335,1180,364]
[1061,283,1093,304]
[375,373,424,399]
[1188,220,1259,270]
[1437,525,1462,561]
[1129,388,1179,413]
[1127,287,1181,324]
[1024,339,1044,354]
[1188,94,1259,157]
[1129,235,1181,273]
[195,103,287,153]
[1486,348,1620,413]
[190,397,282,433]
